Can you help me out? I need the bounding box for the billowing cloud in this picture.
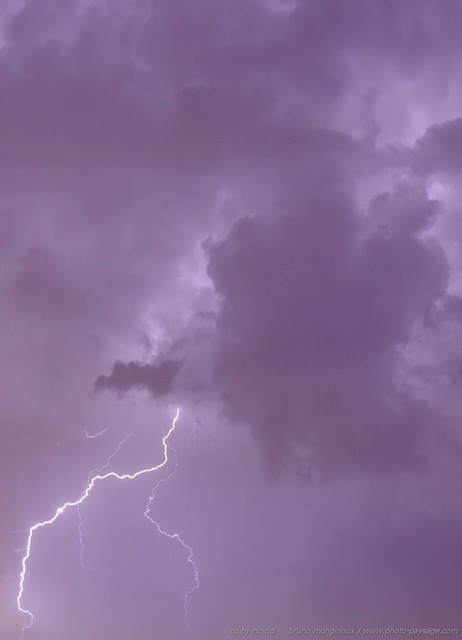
[202,181,449,478]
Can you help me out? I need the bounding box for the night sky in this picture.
[2,1,462,639]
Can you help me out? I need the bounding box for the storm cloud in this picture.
[203,183,449,477]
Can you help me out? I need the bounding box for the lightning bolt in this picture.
[145,445,200,634]
[16,408,195,639]
[84,427,108,439]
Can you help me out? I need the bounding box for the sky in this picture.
[2,1,462,639]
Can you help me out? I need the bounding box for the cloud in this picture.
[43,0,454,484]
[415,118,462,174]
[94,358,183,398]
[203,181,449,478]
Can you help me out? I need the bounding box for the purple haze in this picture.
[1,1,462,639]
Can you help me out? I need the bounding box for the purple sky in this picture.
[2,1,462,638]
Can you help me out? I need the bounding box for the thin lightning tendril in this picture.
[144,446,199,633]
[189,420,199,446]
[84,427,109,439]
[77,429,135,571]
[16,408,194,639]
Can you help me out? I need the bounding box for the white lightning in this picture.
[76,507,99,573]
[144,446,199,634]
[84,427,108,439]
[16,408,186,639]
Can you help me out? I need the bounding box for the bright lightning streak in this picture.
[144,446,199,634]
[16,408,182,639]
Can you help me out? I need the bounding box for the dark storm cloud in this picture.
[94,358,183,398]
[74,0,461,480]
[203,182,449,478]
[101,176,453,479]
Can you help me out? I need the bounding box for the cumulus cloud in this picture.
[202,181,449,478]
[96,175,455,480]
